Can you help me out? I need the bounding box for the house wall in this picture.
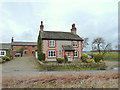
[12,45,37,57]
[42,40,82,61]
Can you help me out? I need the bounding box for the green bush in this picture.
[86,59,95,63]
[94,54,103,62]
[38,52,45,61]
[81,54,89,62]
[56,58,64,63]
[64,55,68,63]
[2,56,10,61]
[0,58,2,63]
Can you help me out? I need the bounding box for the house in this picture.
[0,43,10,58]
[11,38,37,57]
[39,21,83,61]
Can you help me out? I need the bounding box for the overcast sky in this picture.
[0,0,118,51]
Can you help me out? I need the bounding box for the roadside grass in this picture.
[2,73,119,88]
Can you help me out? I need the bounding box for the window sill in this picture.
[48,57,56,59]
[73,46,78,48]
[49,46,56,48]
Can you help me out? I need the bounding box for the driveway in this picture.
[2,57,119,78]
[2,56,40,77]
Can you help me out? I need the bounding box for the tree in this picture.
[82,37,89,50]
[6,44,12,57]
[37,31,45,61]
[37,31,42,59]
[92,37,112,55]
[92,37,105,53]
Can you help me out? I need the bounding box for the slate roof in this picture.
[12,42,37,46]
[62,45,75,51]
[0,43,10,50]
[41,31,83,41]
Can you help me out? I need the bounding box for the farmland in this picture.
[85,52,119,62]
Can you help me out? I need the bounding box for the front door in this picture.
[67,52,72,61]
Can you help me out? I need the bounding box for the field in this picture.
[2,72,119,88]
[85,52,119,62]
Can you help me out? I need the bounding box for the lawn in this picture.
[86,52,119,62]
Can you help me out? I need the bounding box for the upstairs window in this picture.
[49,40,55,47]
[73,41,77,47]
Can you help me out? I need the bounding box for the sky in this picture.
[0,0,119,51]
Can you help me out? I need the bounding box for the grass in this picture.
[2,72,119,88]
[86,52,119,62]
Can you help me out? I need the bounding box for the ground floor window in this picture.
[74,51,78,57]
[1,51,5,55]
[48,50,56,57]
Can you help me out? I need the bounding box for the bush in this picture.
[99,60,104,63]
[64,55,68,63]
[86,59,95,63]
[38,52,45,61]
[56,58,64,63]
[2,56,10,61]
[0,58,2,63]
[94,54,103,62]
[81,54,89,62]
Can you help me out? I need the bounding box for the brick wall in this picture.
[12,45,37,57]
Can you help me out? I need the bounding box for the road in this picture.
[2,56,118,78]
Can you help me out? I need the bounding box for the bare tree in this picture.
[82,37,89,50]
[102,43,112,55]
[92,37,112,55]
[92,37,105,53]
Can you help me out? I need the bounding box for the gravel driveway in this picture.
[2,56,40,77]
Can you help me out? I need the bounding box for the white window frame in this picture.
[74,51,78,57]
[73,41,77,47]
[49,40,55,47]
[0,51,6,56]
[48,50,56,57]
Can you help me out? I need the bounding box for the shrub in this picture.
[86,59,95,63]
[64,55,68,63]
[94,54,103,62]
[99,60,104,63]
[81,54,89,62]
[2,56,10,61]
[0,58,2,63]
[56,58,64,63]
[38,52,45,61]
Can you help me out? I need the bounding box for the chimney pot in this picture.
[71,23,76,34]
[40,21,44,31]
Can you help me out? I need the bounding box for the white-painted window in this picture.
[49,40,55,47]
[74,51,78,57]
[73,41,77,47]
[0,51,6,56]
[48,50,56,57]
[1,51,5,55]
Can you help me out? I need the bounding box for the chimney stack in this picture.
[11,37,14,43]
[40,21,44,31]
[71,24,76,34]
